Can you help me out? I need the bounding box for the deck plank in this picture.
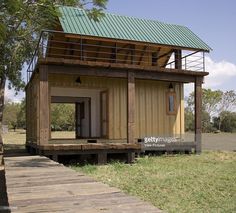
[5,156,162,213]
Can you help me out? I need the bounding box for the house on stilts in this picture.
[25,6,211,163]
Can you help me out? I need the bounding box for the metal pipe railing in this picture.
[26,30,207,83]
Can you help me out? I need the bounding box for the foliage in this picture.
[0,0,107,89]
[214,111,236,133]
[184,109,194,131]
[0,0,108,131]
[187,89,223,117]
[72,152,236,213]
[51,103,75,131]
[202,110,214,133]
[2,99,25,129]
[185,89,236,132]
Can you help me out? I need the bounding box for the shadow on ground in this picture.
[3,144,29,157]
[0,166,10,213]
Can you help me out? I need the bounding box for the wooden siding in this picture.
[48,74,184,140]
[26,73,39,143]
[135,80,184,138]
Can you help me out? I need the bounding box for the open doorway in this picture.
[50,87,109,140]
[51,97,91,139]
[51,103,75,139]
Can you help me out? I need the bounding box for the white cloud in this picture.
[185,57,236,97]
[204,56,236,89]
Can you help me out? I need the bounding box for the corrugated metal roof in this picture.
[58,6,211,51]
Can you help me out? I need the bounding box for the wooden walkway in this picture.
[4,156,162,213]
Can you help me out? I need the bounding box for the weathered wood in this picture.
[65,33,205,53]
[51,96,88,103]
[127,71,135,145]
[5,156,162,213]
[97,151,107,165]
[195,77,203,154]
[174,49,182,69]
[39,65,49,145]
[127,152,135,163]
[45,58,208,79]
[138,46,148,65]
[136,70,195,82]
[52,154,58,162]
[157,50,173,60]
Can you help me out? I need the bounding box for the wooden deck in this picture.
[26,142,141,164]
[4,155,162,213]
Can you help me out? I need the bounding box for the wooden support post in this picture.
[195,77,203,154]
[97,151,107,165]
[52,154,58,162]
[175,49,182,69]
[127,71,135,163]
[127,152,135,164]
[39,65,49,145]
[127,71,135,144]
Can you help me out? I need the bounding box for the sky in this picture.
[6,0,236,101]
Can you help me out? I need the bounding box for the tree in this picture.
[213,111,236,133]
[2,99,26,130]
[187,89,223,117]
[16,99,26,129]
[185,109,194,132]
[0,0,107,141]
[186,89,236,132]
[216,90,236,130]
[3,102,20,130]
[51,104,75,131]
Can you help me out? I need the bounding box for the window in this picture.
[166,92,176,115]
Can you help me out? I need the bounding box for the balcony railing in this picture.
[27,30,206,82]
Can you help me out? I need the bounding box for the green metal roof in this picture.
[58,6,211,52]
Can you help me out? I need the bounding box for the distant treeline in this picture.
[185,89,236,133]
[3,89,236,133]
[3,100,75,131]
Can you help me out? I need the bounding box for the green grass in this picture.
[72,151,236,213]
[3,130,236,212]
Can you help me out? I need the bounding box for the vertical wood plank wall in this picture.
[48,74,184,140]
[26,73,39,143]
[135,80,184,138]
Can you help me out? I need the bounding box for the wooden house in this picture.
[25,6,211,163]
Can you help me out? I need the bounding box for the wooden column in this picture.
[175,49,182,69]
[195,77,203,154]
[97,151,107,165]
[127,71,135,143]
[39,65,49,145]
[127,71,135,162]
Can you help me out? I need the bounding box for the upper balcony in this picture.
[27,30,208,82]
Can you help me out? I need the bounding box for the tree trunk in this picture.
[0,76,6,166]
[0,76,6,144]
[218,116,222,131]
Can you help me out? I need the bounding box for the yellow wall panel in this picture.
[48,74,184,140]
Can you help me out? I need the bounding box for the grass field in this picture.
[2,129,236,151]
[2,130,236,212]
[72,152,236,213]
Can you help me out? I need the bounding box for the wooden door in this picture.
[100,91,108,138]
